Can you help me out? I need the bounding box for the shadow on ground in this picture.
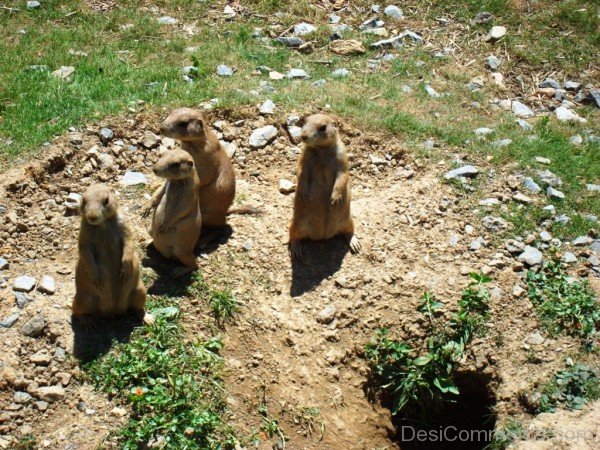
[290,236,349,297]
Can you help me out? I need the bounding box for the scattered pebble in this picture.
[317,305,337,324]
[120,171,148,186]
[0,258,8,270]
[276,36,304,48]
[38,276,55,295]
[26,1,41,8]
[216,65,234,77]
[586,184,600,193]
[474,127,493,137]
[492,138,512,148]
[512,101,534,118]
[279,179,295,194]
[259,99,276,115]
[383,5,403,19]
[99,128,114,146]
[13,275,36,293]
[287,68,309,79]
[157,16,177,25]
[294,22,316,35]
[572,236,592,246]
[546,186,565,200]
[486,55,501,70]
[21,314,45,337]
[51,66,75,81]
[555,106,586,123]
[34,386,65,403]
[424,85,441,98]
[562,252,577,264]
[444,165,479,180]
[569,135,583,145]
[537,170,562,187]
[329,39,366,56]
[485,26,506,42]
[0,313,20,328]
[332,68,351,78]
[539,78,561,90]
[141,131,160,149]
[518,246,543,266]
[249,125,278,149]
[523,177,541,194]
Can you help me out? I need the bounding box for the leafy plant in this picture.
[538,364,600,413]
[527,259,600,348]
[85,296,237,449]
[484,419,524,450]
[186,272,239,324]
[258,403,286,444]
[365,273,491,415]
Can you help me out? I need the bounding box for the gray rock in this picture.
[572,236,592,246]
[157,16,177,25]
[286,115,300,127]
[13,275,36,293]
[470,238,484,251]
[539,231,552,242]
[401,84,413,93]
[513,193,532,204]
[422,139,435,150]
[485,26,506,42]
[294,22,316,35]
[516,119,533,131]
[242,240,252,251]
[486,55,501,70]
[586,184,600,193]
[555,106,585,123]
[34,401,49,411]
[279,179,295,194]
[475,11,493,24]
[21,314,45,337]
[587,254,599,267]
[383,5,403,19]
[537,170,562,187]
[523,177,541,194]
[527,332,545,345]
[120,171,148,186]
[518,246,543,266]
[276,36,304,47]
[14,392,33,404]
[564,81,580,91]
[249,125,278,149]
[97,153,114,169]
[15,292,30,308]
[65,192,82,212]
[329,14,341,24]
[512,101,534,118]
[52,66,76,81]
[546,186,565,200]
[0,313,20,328]
[535,156,551,165]
[0,257,8,270]
[474,127,493,136]
[216,64,234,77]
[585,90,600,108]
[286,68,309,79]
[313,79,326,87]
[482,216,509,232]
[425,85,441,98]
[562,252,577,264]
[317,305,336,324]
[38,276,55,295]
[554,214,570,225]
[332,68,350,78]
[479,198,500,206]
[27,1,40,9]
[539,78,561,89]
[359,18,385,30]
[259,99,276,115]
[34,386,65,402]
[444,165,479,180]
[492,138,512,148]
[287,125,302,144]
[591,241,600,254]
[569,135,583,145]
[99,128,114,145]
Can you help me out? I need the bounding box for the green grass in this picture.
[527,259,600,349]
[365,273,492,415]
[84,296,238,449]
[484,418,524,450]
[185,272,239,324]
[537,363,600,413]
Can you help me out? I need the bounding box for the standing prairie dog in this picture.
[146,149,201,276]
[289,114,361,259]
[72,184,154,326]
[159,108,235,228]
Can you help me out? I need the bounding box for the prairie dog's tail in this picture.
[227,206,261,216]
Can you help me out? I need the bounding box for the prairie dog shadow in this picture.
[290,236,349,297]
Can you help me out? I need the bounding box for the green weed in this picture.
[484,418,524,450]
[537,364,600,413]
[527,259,600,348]
[186,272,239,323]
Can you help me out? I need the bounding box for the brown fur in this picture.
[72,184,154,325]
[160,108,235,227]
[147,149,201,275]
[289,114,360,258]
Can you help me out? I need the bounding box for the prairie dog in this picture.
[159,108,235,227]
[72,184,154,325]
[289,114,360,258]
[146,149,201,275]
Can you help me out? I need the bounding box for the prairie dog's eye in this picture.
[103,197,109,206]
[318,125,327,133]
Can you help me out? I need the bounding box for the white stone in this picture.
[383,5,403,19]
[259,99,276,115]
[120,171,148,186]
[485,26,506,42]
[287,68,309,79]
[279,179,295,194]
[294,22,317,36]
[51,66,75,81]
[216,65,234,77]
[555,106,586,123]
[13,276,36,293]
[518,246,543,266]
[249,126,278,149]
[38,276,55,295]
[288,126,302,144]
[512,101,534,118]
[157,16,177,25]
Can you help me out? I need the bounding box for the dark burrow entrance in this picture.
[389,371,497,450]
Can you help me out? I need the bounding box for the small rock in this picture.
[65,192,82,211]
[14,392,32,404]
[99,128,114,145]
[482,216,509,232]
[34,386,65,403]
[34,401,49,411]
[539,231,552,242]
[317,305,336,324]
[383,5,403,19]
[294,22,316,36]
[259,99,276,115]
[332,68,351,78]
[518,246,543,266]
[13,275,36,293]
[475,12,493,24]
[586,184,600,193]
[572,236,592,246]
[330,39,366,56]
[30,350,52,365]
[512,285,526,298]
[584,90,600,108]
[51,66,75,81]
[287,125,302,144]
[539,78,561,90]
[157,16,177,25]
[38,276,55,295]
[516,119,533,131]
[141,131,159,149]
[425,85,441,98]
[287,68,309,79]
[564,81,581,91]
[505,239,525,254]
[569,135,583,145]
[546,186,565,200]
[216,65,234,77]
[26,1,40,8]
[562,252,577,264]
[474,127,493,137]
[537,170,562,187]
[485,26,506,42]
[276,36,304,48]
[512,101,534,118]
[242,240,252,251]
[120,171,148,186]
[486,55,501,70]
[555,106,586,123]
[444,165,479,180]
[21,314,45,337]
[512,193,532,204]
[0,313,20,328]
[535,157,551,165]
[14,292,29,308]
[523,177,541,194]
[527,332,545,345]
[492,138,512,148]
[249,126,278,149]
[0,258,8,270]
[279,179,295,194]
